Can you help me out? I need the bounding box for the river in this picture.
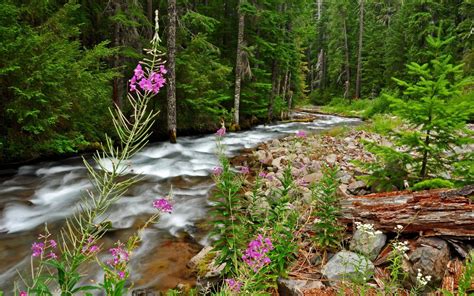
[0,113,360,294]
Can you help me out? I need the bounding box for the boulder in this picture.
[303,172,323,185]
[347,180,368,195]
[187,246,213,269]
[255,150,273,165]
[321,251,374,285]
[349,229,387,260]
[278,278,325,296]
[325,154,337,164]
[408,237,450,286]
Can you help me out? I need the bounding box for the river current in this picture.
[0,113,360,293]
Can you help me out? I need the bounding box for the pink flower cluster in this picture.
[108,243,129,267]
[242,235,273,272]
[81,236,100,255]
[129,64,167,94]
[212,166,223,176]
[225,278,242,293]
[153,198,173,213]
[240,166,250,174]
[216,126,226,137]
[20,291,27,296]
[31,238,58,260]
[296,130,306,138]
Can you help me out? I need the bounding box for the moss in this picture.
[196,251,217,277]
[411,178,455,191]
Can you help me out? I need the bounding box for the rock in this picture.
[408,237,450,286]
[325,154,337,164]
[272,156,285,170]
[131,289,156,296]
[349,229,387,260]
[271,139,281,147]
[347,180,367,195]
[255,150,273,164]
[338,172,352,184]
[278,278,325,296]
[303,172,323,184]
[321,251,374,284]
[187,246,213,269]
[337,184,351,198]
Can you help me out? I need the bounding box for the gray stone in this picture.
[408,237,451,286]
[325,154,337,164]
[187,246,213,269]
[321,251,374,284]
[303,172,323,184]
[278,278,325,296]
[350,229,387,260]
[255,150,273,164]
[347,180,367,195]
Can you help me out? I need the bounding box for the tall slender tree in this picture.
[233,0,245,128]
[355,0,364,99]
[167,0,177,143]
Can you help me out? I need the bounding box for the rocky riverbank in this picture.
[187,125,473,295]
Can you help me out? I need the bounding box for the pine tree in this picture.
[388,30,472,180]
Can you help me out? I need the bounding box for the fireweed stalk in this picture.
[211,125,247,275]
[18,10,167,295]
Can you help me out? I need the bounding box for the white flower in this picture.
[416,269,431,287]
[395,225,403,231]
[393,241,410,253]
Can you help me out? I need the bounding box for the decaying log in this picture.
[340,186,474,237]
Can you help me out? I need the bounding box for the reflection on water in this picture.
[0,114,360,293]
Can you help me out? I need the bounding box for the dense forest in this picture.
[0,0,472,163]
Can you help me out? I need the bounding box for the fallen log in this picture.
[340,186,474,237]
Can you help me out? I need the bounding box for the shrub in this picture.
[411,178,455,191]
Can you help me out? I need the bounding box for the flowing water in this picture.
[0,114,360,294]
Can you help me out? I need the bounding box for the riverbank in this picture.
[188,122,473,295]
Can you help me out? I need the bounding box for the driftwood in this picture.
[340,186,474,237]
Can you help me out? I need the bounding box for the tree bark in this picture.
[268,61,278,122]
[233,0,245,128]
[316,0,325,91]
[343,17,351,101]
[147,0,153,38]
[355,0,364,99]
[167,0,177,143]
[112,1,123,109]
[340,186,474,237]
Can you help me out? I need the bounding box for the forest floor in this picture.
[217,117,474,295]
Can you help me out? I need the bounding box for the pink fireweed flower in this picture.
[296,130,306,138]
[49,239,57,249]
[159,65,168,74]
[212,166,223,176]
[216,127,226,137]
[242,235,273,272]
[297,178,309,187]
[47,251,58,260]
[240,166,250,174]
[83,244,100,254]
[19,291,27,296]
[153,198,173,213]
[133,64,144,80]
[138,77,153,92]
[108,244,129,267]
[31,242,45,257]
[258,171,267,178]
[225,278,242,292]
[118,270,126,279]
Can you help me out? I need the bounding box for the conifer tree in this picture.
[388,30,472,180]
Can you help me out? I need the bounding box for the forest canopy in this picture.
[0,0,472,163]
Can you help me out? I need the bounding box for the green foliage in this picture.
[411,178,455,191]
[311,165,344,252]
[0,2,117,162]
[356,141,411,192]
[387,30,473,180]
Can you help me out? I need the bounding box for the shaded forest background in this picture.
[0,0,472,163]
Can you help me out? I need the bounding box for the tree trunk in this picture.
[233,0,245,128]
[167,0,177,143]
[340,186,474,237]
[316,0,325,91]
[268,61,278,123]
[343,17,351,101]
[112,1,123,109]
[355,0,364,99]
[147,0,153,38]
